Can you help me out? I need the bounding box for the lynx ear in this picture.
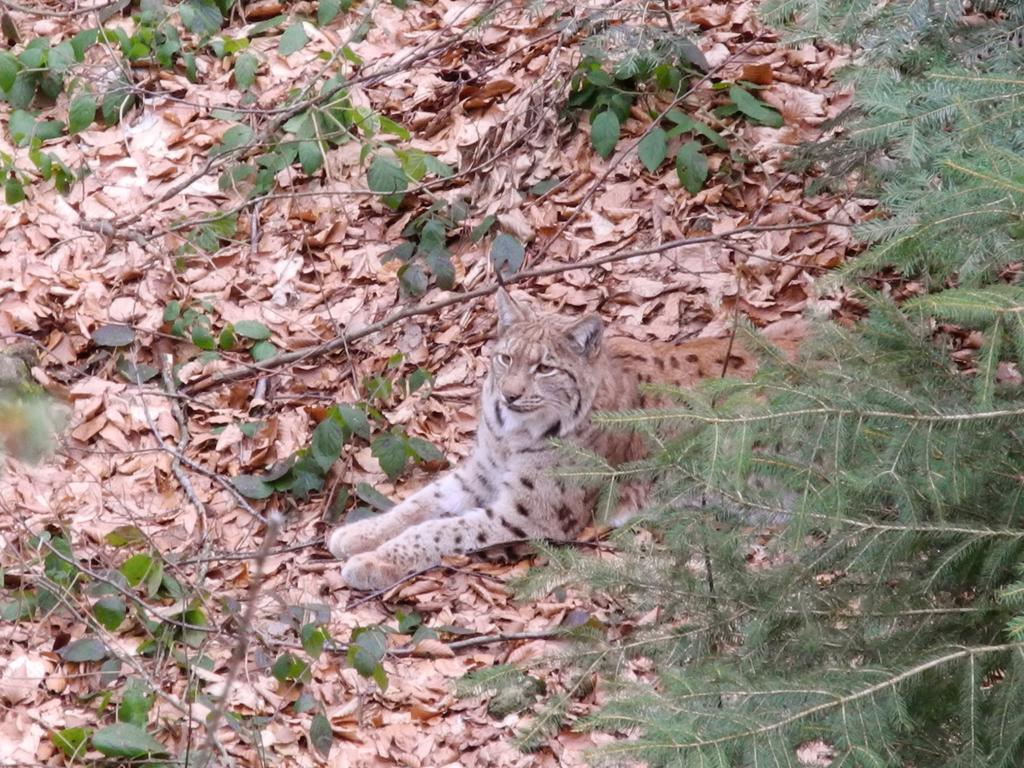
[566,315,603,358]
[495,289,531,332]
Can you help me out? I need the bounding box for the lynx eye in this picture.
[495,353,512,367]
[534,363,557,376]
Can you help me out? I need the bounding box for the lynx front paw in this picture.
[327,520,385,560]
[340,552,407,591]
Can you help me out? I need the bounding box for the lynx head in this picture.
[485,289,604,435]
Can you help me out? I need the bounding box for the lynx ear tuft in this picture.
[566,315,603,358]
[495,289,532,332]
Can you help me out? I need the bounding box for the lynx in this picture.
[328,289,771,591]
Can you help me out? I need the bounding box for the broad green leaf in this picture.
[355,482,395,511]
[65,95,95,135]
[190,323,215,350]
[60,637,108,662]
[298,139,324,174]
[250,340,276,362]
[92,324,135,347]
[491,233,525,274]
[637,127,667,173]
[104,525,145,547]
[675,140,708,195]
[347,626,387,687]
[728,85,783,128]
[92,723,168,758]
[48,41,76,73]
[311,417,344,472]
[93,597,126,631]
[233,474,274,499]
[271,652,310,682]
[300,623,329,658]
[367,155,407,200]
[318,0,341,25]
[0,51,20,92]
[407,437,444,462]
[118,681,154,727]
[398,263,427,295]
[212,124,253,155]
[310,713,333,758]
[234,51,259,89]
[233,320,271,340]
[331,404,370,440]
[371,433,408,480]
[590,110,620,159]
[52,727,91,760]
[119,553,155,587]
[279,23,308,56]
[9,109,37,146]
[5,178,26,205]
[179,0,223,36]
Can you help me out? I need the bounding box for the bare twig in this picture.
[204,511,283,756]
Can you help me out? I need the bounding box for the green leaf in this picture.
[355,482,395,511]
[318,0,341,25]
[398,263,427,295]
[347,626,388,689]
[0,51,20,92]
[590,110,620,159]
[279,23,308,56]
[92,723,168,758]
[367,155,407,207]
[396,609,421,634]
[4,178,26,205]
[638,126,667,173]
[331,404,370,440]
[471,214,497,242]
[60,637,109,662]
[234,51,259,89]
[310,713,333,758]
[675,140,708,195]
[251,340,277,361]
[371,433,408,480]
[212,124,253,156]
[407,437,444,463]
[300,623,329,658]
[104,525,146,547]
[728,84,783,128]
[271,652,310,682]
[93,597,126,631]
[233,474,274,499]
[190,323,215,350]
[491,233,525,274]
[8,109,37,146]
[218,325,236,350]
[311,417,345,472]
[179,0,223,36]
[52,727,91,760]
[234,320,271,340]
[92,324,135,347]
[298,139,324,174]
[48,41,76,73]
[119,681,154,727]
[119,553,156,587]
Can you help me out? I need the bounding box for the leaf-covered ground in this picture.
[0,0,867,764]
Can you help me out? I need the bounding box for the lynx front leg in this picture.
[340,505,540,591]
[327,462,494,560]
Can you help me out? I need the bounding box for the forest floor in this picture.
[0,0,866,764]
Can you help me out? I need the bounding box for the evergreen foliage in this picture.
[520,3,1024,765]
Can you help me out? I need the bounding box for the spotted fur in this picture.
[328,290,775,590]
